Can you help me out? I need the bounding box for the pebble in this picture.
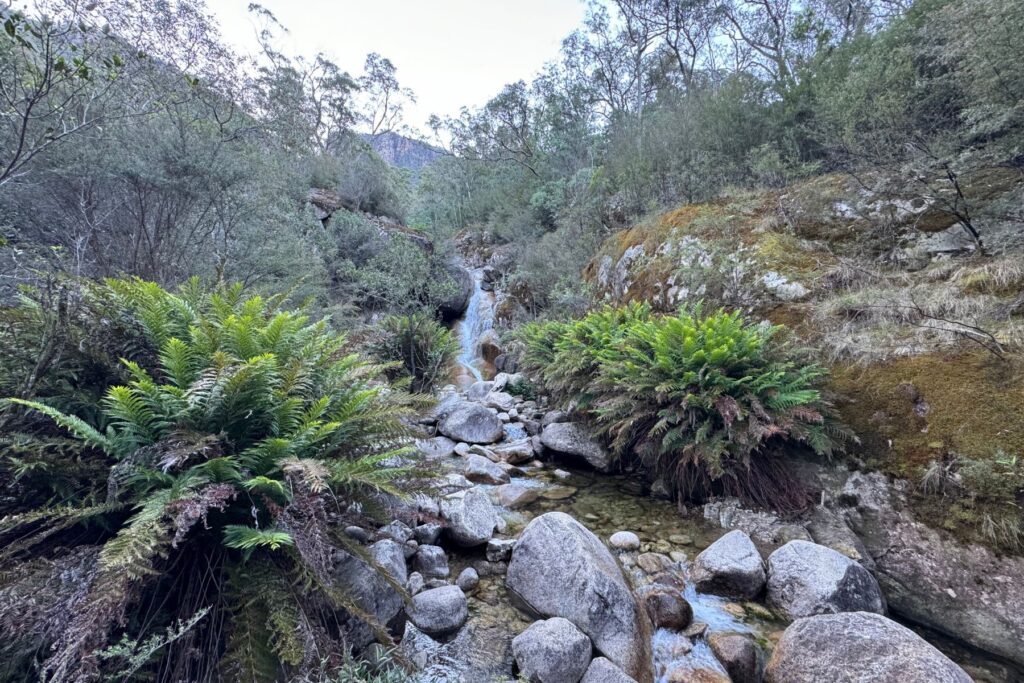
[669,551,688,563]
[540,485,577,500]
[637,552,673,574]
[723,602,746,617]
[669,534,693,545]
[552,469,571,480]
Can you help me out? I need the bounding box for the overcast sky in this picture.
[210,0,586,137]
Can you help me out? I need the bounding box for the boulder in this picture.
[484,391,516,413]
[408,585,469,637]
[332,544,405,650]
[690,530,765,599]
[491,482,541,509]
[414,522,443,545]
[439,402,504,445]
[765,612,971,683]
[414,544,450,579]
[608,531,641,551]
[506,512,654,682]
[478,329,503,364]
[377,521,413,544]
[581,657,638,683]
[456,567,480,592]
[641,588,692,630]
[370,539,408,586]
[441,488,498,547]
[416,436,457,460]
[708,632,764,683]
[464,454,511,485]
[766,540,885,619]
[541,423,612,471]
[541,410,569,427]
[511,617,592,683]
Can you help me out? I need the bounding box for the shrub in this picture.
[0,277,422,682]
[515,303,851,510]
[370,312,459,393]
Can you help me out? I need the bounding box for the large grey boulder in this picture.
[467,380,495,402]
[369,538,408,586]
[765,612,971,683]
[540,422,612,471]
[506,512,654,682]
[464,453,511,485]
[408,585,468,637]
[512,617,592,683]
[491,482,541,509]
[485,391,517,412]
[839,471,1024,667]
[581,658,638,683]
[766,540,885,619]
[439,402,504,444]
[690,530,766,599]
[441,488,498,547]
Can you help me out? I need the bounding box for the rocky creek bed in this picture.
[329,372,1021,682]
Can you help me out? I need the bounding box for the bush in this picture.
[0,278,422,682]
[515,303,851,509]
[370,312,459,393]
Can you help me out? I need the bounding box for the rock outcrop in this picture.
[765,612,971,683]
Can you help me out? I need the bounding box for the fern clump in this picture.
[368,312,459,393]
[515,303,852,509]
[0,277,423,682]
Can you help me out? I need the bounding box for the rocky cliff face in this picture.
[365,131,444,173]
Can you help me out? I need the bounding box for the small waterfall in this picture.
[455,269,495,384]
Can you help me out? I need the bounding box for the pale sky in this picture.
[210,0,587,137]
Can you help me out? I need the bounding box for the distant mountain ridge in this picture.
[365,131,445,172]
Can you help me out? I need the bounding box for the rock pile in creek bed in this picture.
[332,378,972,683]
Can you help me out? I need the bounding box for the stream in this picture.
[432,264,1015,682]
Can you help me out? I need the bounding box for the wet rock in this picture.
[511,617,592,683]
[690,530,766,599]
[506,512,654,682]
[414,523,443,545]
[479,329,503,364]
[486,538,516,562]
[683,622,708,639]
[552,468,571,480]
[456,567,479,592]
[492,483,541,509]
[464,454,511,485]
[766,540,885,619]
[438,264,474,320]
[636,552,672,574]
[438,402,504,444]
[840,471,1024,666]
[765,612,971,683]
[417,436,457,460]
[409,585,469,637]
[609,531,641,551]
[641,588,692,630]
[441,488,498,547]
[414,544,450,579]
[582,657,639,683]
[541,422,612,471]
[666,667,730,683]
[539,485,578,501]
[708,632,764,683]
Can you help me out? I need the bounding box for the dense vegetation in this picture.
[516,303,847,509]
[0,278,422,681]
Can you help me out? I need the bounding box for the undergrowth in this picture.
[514,303,853,511]
[0,277,426,682]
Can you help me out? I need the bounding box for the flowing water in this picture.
[452,269,496,387]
